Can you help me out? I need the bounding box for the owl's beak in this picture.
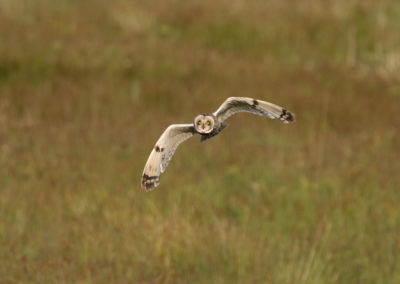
[202,124,205,129]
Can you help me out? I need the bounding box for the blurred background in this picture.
[1,0,400,282]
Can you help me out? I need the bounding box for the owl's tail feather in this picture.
[200,122,228,142]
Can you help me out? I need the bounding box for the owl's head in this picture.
[194,114,215,134]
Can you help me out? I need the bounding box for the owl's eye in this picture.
[197,121,202,125]
[206,121,210,126]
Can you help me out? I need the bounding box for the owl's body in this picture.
[141,97,295,191]
[193,114,228,142]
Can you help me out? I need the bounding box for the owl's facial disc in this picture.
[194,114,214,134]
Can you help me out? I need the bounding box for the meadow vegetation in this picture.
[1,0,400,282]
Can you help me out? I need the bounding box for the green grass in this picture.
[1,0,400,282]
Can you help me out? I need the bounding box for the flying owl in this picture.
[141,97,295,191]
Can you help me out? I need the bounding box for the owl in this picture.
[141,97,295,191]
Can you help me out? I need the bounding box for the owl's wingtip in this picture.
[280,109,295,123]
[142,174,160,191]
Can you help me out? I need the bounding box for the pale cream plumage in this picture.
[142,97,295,191]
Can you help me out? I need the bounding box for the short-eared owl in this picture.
[142,97,295,191]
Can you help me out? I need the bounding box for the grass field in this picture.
[1,0,400,283]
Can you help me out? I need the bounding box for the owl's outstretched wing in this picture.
[213,97,295,123]
[142,124,197,191]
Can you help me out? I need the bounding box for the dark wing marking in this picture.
[141,124,197,191]
[213,97,295,123]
